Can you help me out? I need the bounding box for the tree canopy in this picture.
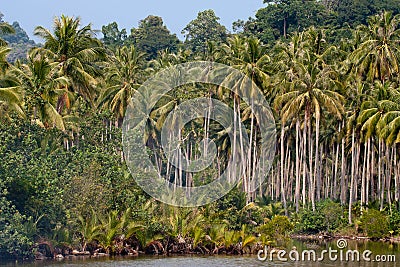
[182,9,228,53]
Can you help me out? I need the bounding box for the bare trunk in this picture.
[349,128,355,225]
[295,120,300,212]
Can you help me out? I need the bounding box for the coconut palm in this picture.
[7,50,69,130]
[34,15,105,105]
[98,45,145,126]
[274,28,345,210]
[351,11,400,83]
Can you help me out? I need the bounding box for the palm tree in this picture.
[77,210,102,252]
[7,50,69,130]
[222,36,271,200]
[98,45,145,126]
[34,15,105,105]
[351,11,400,83]
[274,28,344,210]
[0,21,15,46]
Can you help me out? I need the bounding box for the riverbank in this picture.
[29,233,400,262]
[291,233,400,243]
[2,239,400,267]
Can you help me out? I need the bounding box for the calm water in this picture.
[1,240,399,267]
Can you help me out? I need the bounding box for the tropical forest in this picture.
[1,0,400,264]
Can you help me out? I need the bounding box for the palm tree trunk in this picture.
[314,116,321,202]
[395,146,399,203]
[361,141,367,211]
[340,121,347,204]
[349,127,355,225]
[280,125,287,212]
[232,97,238,185]
[366,138,371,208]
[302,119,307,207]
[295,120,300,212]
[307,109,315,211]
[333,139,340,200]
[379,140,384,211]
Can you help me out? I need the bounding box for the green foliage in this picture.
[0,121,67,234]
[240,0,400,44]
[101,22,127,49]
[359,209,389,239]
[182,10,227,53]
[334,0,400,28]
[258,215,293,245]
[243,0,331,44]
[295,200,345,234]
[389,205,400,235]
[212,186,259,230]
[0,180,33,259]
[130,15,180,59]
[0,6,400,258]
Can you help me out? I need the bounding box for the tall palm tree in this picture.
[34,15,105,105]
[221,36,271,200]
[274,28,344,210]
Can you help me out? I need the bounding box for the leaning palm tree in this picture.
[34,15,105,105]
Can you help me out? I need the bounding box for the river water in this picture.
[1,239,399,266]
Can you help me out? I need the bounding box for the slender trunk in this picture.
[314,116,321,202]
[380,140,384,211]
[395,146,399,203]
[232,96,237,185]
[302,119,307,207]
[333,139,340,200]
[366,138,371,208]
[371,138,375,202]
[248,100,255,198]
[307,110,315,211]
[361,141,367,211]
[295,120,300,212]
[280,125,285,206]
[237,100,247,199]
[340,121,347,204]
[349,128,355,225]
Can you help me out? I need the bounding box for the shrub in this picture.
[0,185,33,259]
[294,200,345,234]
[389,205,400,235]
[258,215,293,244]
[359,209,389,239]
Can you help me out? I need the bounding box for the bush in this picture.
[0,185,33,259]
[389,205,400,235]
[294,200,345,234]
[258,215,293,244]
[359,209,389,239]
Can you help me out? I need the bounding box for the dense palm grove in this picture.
[1,0,400,260]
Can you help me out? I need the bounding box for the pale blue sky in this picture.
[1,0,265,42]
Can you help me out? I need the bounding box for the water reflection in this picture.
[1,240,398,267]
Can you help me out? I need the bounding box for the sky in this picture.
[0,0,265,43]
